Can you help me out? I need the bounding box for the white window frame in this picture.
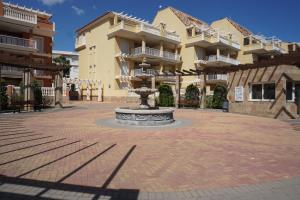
[286,81,299,102]
[249,82,275,102]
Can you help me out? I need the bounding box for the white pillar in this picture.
[24,69,33,111]
[54,71,63,108]
[216,48,220,57]
[97,81,103,102]
[160,41,164,57]
[142,38,146,54]
[86,82,91,101]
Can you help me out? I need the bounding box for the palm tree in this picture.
[53,56,71,77]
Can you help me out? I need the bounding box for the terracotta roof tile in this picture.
[169,7,208,28]
[225,17,252,36]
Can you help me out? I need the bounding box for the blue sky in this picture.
[9,0,300,51]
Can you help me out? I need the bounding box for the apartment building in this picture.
[0,0,55,86]
[52,50,79,80]
[154,7,288,95]
[75,11,181,101]
[76,7,289,101]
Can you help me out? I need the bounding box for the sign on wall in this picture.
[235,86,244,101]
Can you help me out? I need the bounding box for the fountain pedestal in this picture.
[115,59,175,126]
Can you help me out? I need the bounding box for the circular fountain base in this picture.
[115,108,175,126]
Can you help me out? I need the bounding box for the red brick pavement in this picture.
[1,102,300,192]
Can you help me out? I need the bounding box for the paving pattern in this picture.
[0,102,300,199]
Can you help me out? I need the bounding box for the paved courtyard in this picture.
[0,102,300,199]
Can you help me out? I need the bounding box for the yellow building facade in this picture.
[75,7,289,101]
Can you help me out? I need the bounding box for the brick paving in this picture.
[0,102,300,199]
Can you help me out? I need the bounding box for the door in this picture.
[295,83,300,114]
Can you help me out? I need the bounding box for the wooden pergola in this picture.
[0,57,68,110]
[154,52,300,108]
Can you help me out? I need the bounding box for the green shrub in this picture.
[205,95,213,108]
[184,84,200,107]
[158,84,174,107]
[31,81,43,105]
[0,86,8,110]
[212,85,227,109]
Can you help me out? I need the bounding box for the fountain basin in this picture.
[115,108,175,126]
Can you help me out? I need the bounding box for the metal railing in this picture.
[207,74,228,81]
[140,23,180,42]
[0,34,37,49]
[41,87,54,96]
[133,68,156,76]
[3,6,37,24]
[207,55,240,65]
[131,47,180,61]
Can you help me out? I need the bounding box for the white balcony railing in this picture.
[207,74,228,81]
[131,47,180,62]
[188,28,240,49]
[75,35,86,48]
[139,23,180,42]
[0,34,37,49]
[41,87,54,96]
[3,6,37,24]
[208,55,240,65]
[133,68,156,76]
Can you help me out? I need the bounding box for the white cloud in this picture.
[71,5,85,16]
[39,0,66,6]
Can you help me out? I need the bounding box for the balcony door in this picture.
[120,61,129,76]
[120,39,130,54]
[32,36,44,53]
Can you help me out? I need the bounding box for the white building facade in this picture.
[52,50,79,80]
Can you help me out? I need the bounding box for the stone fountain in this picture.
[115,59,174,126]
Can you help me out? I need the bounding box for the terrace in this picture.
[108,12,180,44]
[186,27,241,50]
[0,34,37,53]
[243,35,286,55]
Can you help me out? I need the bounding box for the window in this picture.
[251,84,262,100]
[250,83,275,100]
[286,82,300,101]
[286,81,293,100]
[263,83,275,99]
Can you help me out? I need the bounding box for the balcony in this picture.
[33,70,52,79]
[130,47,181,63]
[2,6,37,25]
[108,21,180,44]
[0,34,37,53]
[75,35,86,50]
[195,55,240,67]
[0,65,23,78]
[186,29,240,50]
[207,74,228,82]
[243,42,286,55]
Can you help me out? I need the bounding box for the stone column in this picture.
[97,82,103,102]
[24,69,33,111]
[216,48,220,58]
[113,14,118,25]
[54,71,63,108]
[192,27,196,37]
[142,37,146,54]
[200,73,207,109]
[86,82,91,101]
[175,75,181,108]
[160,41,164,57]
[175,45,178,60]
